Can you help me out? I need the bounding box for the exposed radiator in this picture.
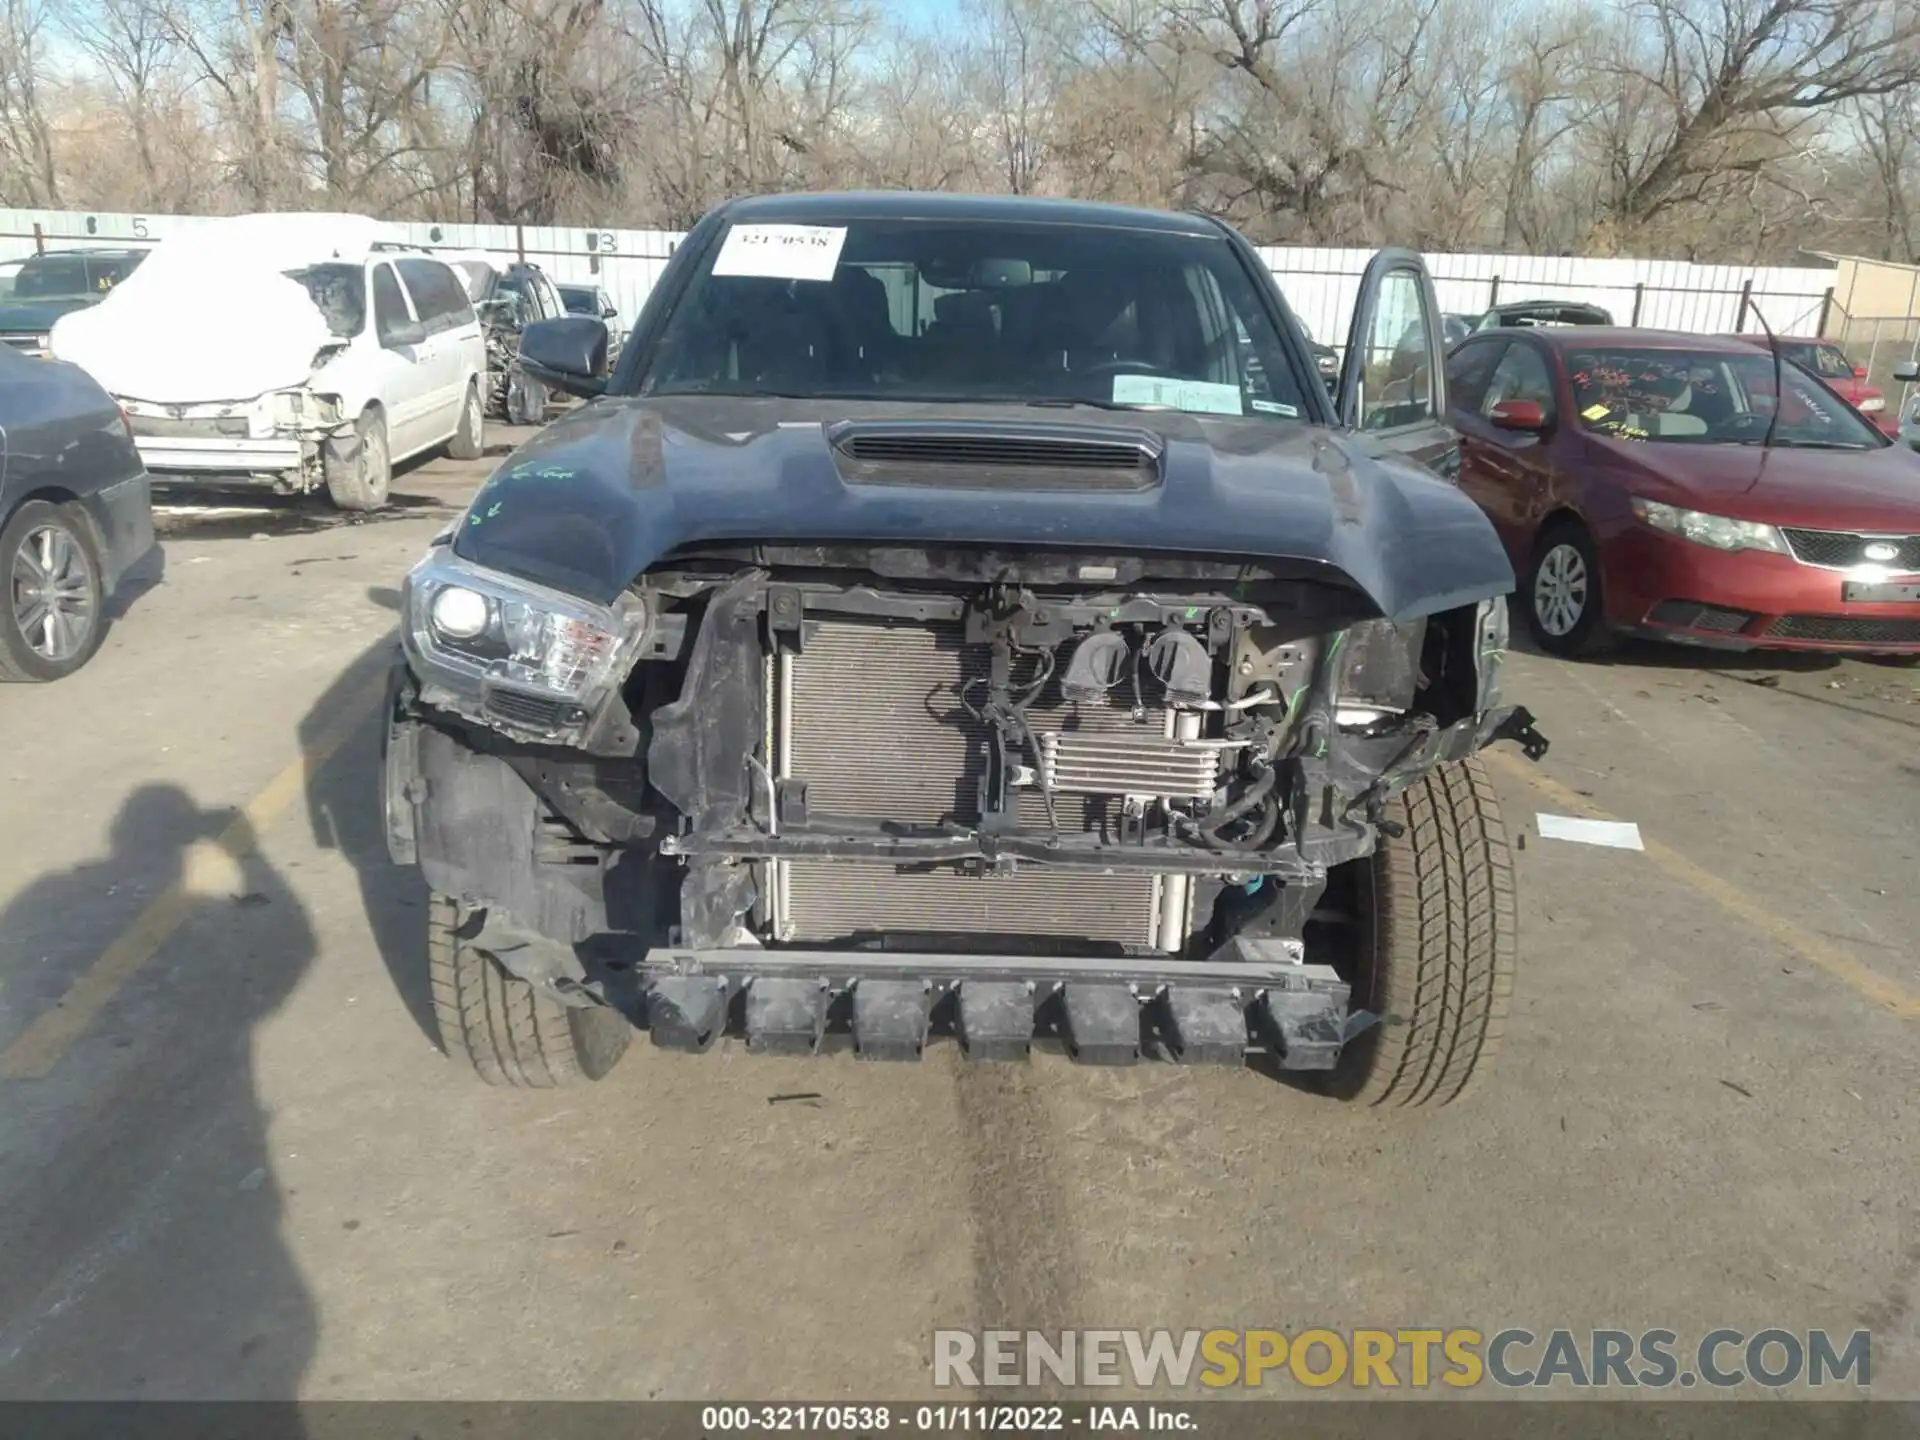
[780,616,1164,948]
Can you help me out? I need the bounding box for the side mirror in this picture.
[383,318,426,348]
[1488,398,1547,431]
[1893,360,1919,383]
[517,315,609,398]
[601,303,618,320]
[1853,365,1869,379]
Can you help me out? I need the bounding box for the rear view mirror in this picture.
[1894,360,1919,383]
[518,316,609,398]
[1489,398,1547,431]
[968,258,1033,289]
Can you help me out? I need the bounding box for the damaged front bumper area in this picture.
[122,388,348,489]
[385,549,1548,1068]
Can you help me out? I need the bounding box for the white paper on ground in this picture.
[710,223,848,282]
[1110,375,1245,414]
[1535,814,1645,851]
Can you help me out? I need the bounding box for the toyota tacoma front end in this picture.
[379,192,1549,1104]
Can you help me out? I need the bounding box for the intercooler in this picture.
[774,616,1167,949]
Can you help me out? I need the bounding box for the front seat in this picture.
[822,265,895,381]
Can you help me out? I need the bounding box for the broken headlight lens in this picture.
[401,548,650,708]
[1632,498,1787,555]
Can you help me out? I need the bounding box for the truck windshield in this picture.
[638,218,1312,420]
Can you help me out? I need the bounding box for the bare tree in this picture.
[0,0,63,204]
[856,33,980,193]
[55,0,190,205]
[276,0,449,204]
[1594,0,1920,241]
[973,0,1054,194]
[0,0,1916,265]
[1854,88,1918,262]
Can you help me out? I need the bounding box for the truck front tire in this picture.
[1328,756,1516,1107]
[428,893,631,1087]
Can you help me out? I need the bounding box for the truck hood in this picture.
[1594,434,1920,532]
[452,397,1514,623]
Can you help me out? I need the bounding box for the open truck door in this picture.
[1337,247,1460,484]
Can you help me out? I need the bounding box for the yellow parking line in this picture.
[0,674,388,1081]
[1486,751,1920,1022]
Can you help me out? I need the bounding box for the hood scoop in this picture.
[828,420,1164,491]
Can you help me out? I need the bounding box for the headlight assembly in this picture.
[401,547,651,731]
[1631,498,1787,555]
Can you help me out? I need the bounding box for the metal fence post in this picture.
[1735,279,1753,332]
[31,222,44,254]
[1487,275,1500,309]
[1817,287,1834,336]
[1630,283,1644,326]
[515,223,526,263]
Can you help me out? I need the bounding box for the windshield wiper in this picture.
[1021,396,1177,412]
[647,386,864,401]
[1766,438,1871,451]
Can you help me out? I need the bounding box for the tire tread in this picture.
[1346,756,1516,1108]
[427,893,627,1088]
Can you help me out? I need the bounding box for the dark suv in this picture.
[446,257,568,424]
[381,192,1547,1100]
[0,248,148,358]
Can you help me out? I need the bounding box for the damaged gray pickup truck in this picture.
[381,192,1548,1104]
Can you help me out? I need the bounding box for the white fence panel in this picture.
[0,205,1841,347]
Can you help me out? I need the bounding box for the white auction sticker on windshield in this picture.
[711,224,848,282]
[1111,375,1245,415]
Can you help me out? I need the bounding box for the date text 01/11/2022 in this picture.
[696,1404,1198,1431]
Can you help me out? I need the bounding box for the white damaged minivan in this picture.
[49,213,488,511]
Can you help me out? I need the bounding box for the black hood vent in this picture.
[829,420,1164,491]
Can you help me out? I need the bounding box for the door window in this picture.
[1480,344,1557,423]
[1446,339,1507,415]
[372,263,412,345]
[1359,269,1436,430]
[396,258,474,333]
[85,256,141,293]
[1790,342,1855,380]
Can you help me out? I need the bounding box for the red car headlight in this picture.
[1631,498,1789,555]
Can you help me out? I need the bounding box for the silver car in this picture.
[1897,360,1920,450]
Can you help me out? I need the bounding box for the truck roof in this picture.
[719,190,1225,238]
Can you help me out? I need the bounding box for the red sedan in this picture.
[1719,334,1899,438]
[1444,327,1920,659]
